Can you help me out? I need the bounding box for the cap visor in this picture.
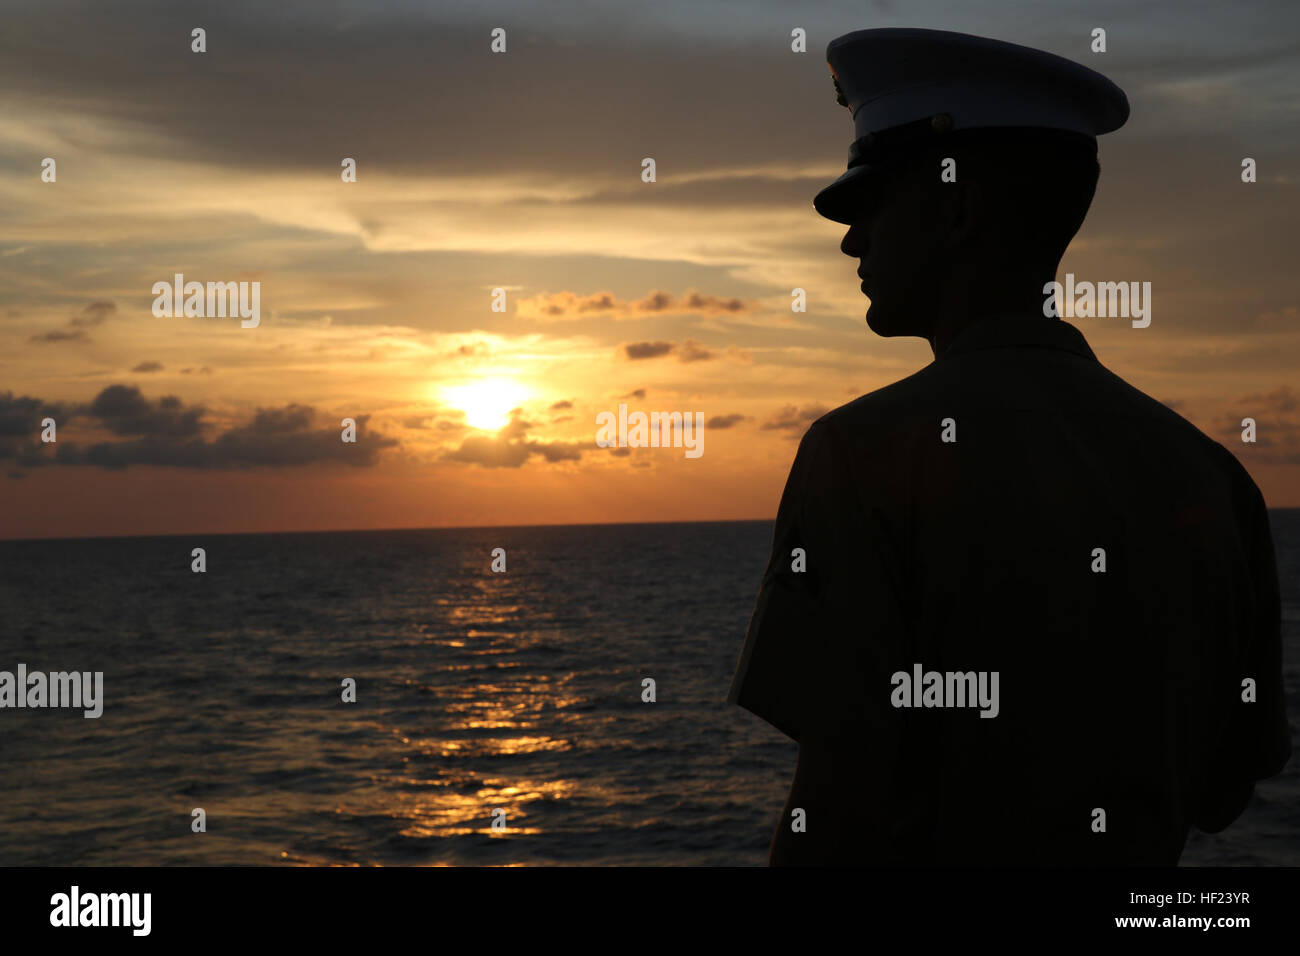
[813,167,874,224]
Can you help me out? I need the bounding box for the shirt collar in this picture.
[938,316,1097,362]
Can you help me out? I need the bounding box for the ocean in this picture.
[1,514,1296,866]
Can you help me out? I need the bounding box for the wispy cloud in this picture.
[517,289,753,320]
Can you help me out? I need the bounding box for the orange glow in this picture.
[441,378,532,430]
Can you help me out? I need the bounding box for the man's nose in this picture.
[840,222,865,258]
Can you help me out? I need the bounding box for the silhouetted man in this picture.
[727,28,1290,865]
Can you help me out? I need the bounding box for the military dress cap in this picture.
[814,28,1130,224]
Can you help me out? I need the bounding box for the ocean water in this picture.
[0,515,1296,866]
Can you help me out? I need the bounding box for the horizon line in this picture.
[0,515,782,545]
[3,508,1298,545]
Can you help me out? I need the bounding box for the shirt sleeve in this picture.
[1225,467,1291,779]
[726,420,908,742]
[1192,448,1292,830]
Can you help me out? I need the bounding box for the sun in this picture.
[442,378,531,431]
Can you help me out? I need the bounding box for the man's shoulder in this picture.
[812,364,948,433]
[1078,366,1264,497]
[808,353,1259,496]
[809,358,1017,444]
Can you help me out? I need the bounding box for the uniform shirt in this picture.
[728,315,1291,864]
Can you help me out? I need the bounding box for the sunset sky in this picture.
[2,0,1297,540]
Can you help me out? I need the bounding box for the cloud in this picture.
[623,388,647,399]
[131,361,164,373]
[622,338,716,362]
[29,300,119,344]
[30,329,88,343]
[681,292,747,314]
[761,404,830,434]
[57,410,395,470]
[442,412,587,469]
[444,436,528,468]
[676,339,713,362]
[1210,385,1300,464]
[81,385,204,438]
[1235,385,1299,413]
[533,441,583,463]
[248,404,315,434]
[549,399,574,410]
[404,414,467,433]
[2,385,397,472]
[624,341,674,360]
[706,413,748,429]
[0,392,65,467]
[3,3,1298,345]
[517,288,755,321]
[68,301,117,327]
[0,393,51,438]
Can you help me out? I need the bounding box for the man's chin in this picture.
[865,303,900,337]
[866,302,929,339]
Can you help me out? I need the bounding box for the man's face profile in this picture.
[834,133,1100,352]
[839,162,954,340]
